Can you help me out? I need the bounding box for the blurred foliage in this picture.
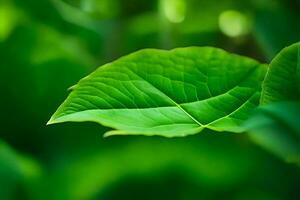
[246,101,300,165]
[0,139,41,200]
[1,0,300,199]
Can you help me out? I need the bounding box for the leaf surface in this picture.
[48,47,266,137]
[261,42,300,104]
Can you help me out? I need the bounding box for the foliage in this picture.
[246,42,300,165]
[49,41,300,165]
[48,47,267,137]
[1,0,300,200]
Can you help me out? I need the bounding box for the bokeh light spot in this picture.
[160,0,186,23]
[218,10,251,37]
[0,5,18,41]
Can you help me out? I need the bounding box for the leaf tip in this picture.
[46,119,53,126]
[46,116,58,126]
[102,133,111,138]
[103,130,119,138]
[68,84,77,91]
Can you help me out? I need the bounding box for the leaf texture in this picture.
[261,42,300,104]
[48,47,267,137]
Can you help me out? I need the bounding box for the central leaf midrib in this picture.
[128,69,204,126]
[54,61,260,127]
[126,65,259,128]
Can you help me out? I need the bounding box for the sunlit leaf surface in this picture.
[49,47,266,137]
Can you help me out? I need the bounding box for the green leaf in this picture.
[245,101,300,165]
[48,47,266,137]
[261,42,300,104]
[246,41,300,165]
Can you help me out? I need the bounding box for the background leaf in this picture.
[261,42,300,104]
[49,47,266,137]
[245,101,300,165]
[245,41,300,166]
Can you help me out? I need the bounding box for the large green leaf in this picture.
[261,42,300,104]
[48,47,266,137]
